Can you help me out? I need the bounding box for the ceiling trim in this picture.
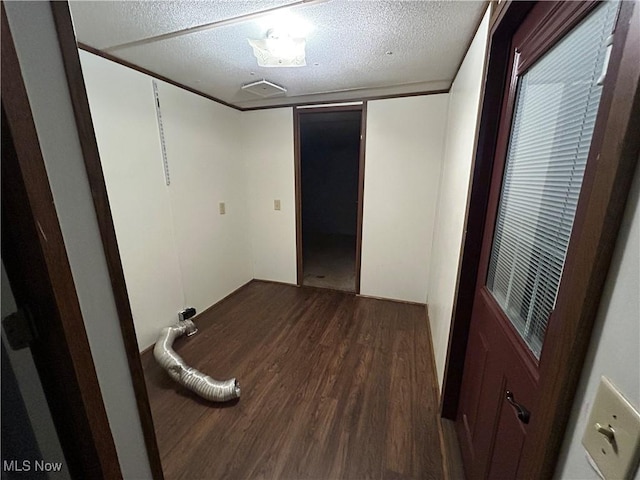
[297,101,363,109]
[103,0,328,53]
[78,42,243,111]
[241,88,450,111]
[78,43,451,112]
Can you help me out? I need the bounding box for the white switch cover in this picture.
[274,199,281,211]
[219,202,226,215]
[582,377,640,479]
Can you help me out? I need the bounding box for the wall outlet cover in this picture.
[582,377,640,479]
[219,202,226,215]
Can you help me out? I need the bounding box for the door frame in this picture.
[293,103,368,293]
[441,0,640,478]
[1,4,123,477]
[45,2,165,478]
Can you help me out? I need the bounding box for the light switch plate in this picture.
[274,199,281,211]
[582,377,640,479]
[219,202,226,215]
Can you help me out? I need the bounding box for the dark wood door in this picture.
[455,2,622,478]
[457,288,538,479]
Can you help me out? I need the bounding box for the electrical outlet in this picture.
[582,377,640,479]
[219,202,226,215]
[274,199,281,211]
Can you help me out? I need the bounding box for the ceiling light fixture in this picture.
[248,28,307,67]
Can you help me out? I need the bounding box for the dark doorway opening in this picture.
[299,109,363,292]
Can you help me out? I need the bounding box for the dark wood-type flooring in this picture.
[141,281,445,479]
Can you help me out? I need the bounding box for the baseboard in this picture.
[440,418,466,479]
[253,280,428,307]
[140,343,153,357]
[252,278,299,287]
[356,293,426,307]
[423,304,465,479]
[194,279,255,321]
[300,284,356,295]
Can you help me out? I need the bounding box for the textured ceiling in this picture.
[70,1,486,109]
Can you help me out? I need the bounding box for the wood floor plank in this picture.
[142,282,445,479]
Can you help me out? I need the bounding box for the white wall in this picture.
[82,51,455,323]
[80,52,184,351]
[360,95,449,304]
[81,52,253,350]
[243,108,298,284]
[5,2,152,477]
[428,9,490,388]
[555,160,640,480]
[242,100,452,296]
[158,81,252,313]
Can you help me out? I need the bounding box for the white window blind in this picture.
[487,1,619,358]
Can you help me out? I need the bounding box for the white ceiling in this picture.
[70,1,486,109]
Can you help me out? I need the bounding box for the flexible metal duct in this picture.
[153,319,240,402]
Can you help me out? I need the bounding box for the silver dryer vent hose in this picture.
[153,320,240,402]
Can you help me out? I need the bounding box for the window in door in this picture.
[486,0,619,358]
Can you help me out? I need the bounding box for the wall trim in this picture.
[242,89,450,111]
[252,278,299,287]
[293,104,366,293]
[355,101,368,293]
[50,3,164,479]
[2,4,121,477]
[77,43,449,112]
[77,43,242,111]
[293,108,303,286]
[442,0,493,410]
[356,293,426,307]
[440,0,535,420]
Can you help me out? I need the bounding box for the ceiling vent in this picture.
[241,79,287,97]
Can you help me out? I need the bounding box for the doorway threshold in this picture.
[302,233,356,292]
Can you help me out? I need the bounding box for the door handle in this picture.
[505,390,530,424]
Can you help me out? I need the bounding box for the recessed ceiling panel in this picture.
[70,0,486,108]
